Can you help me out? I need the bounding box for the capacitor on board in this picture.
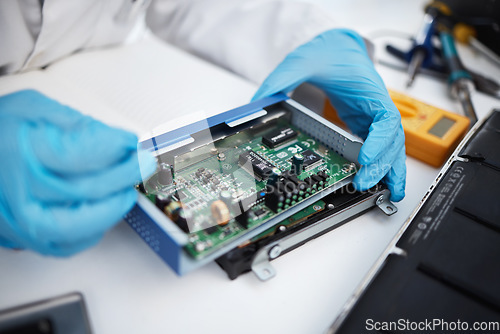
[219,190,233,207]
[292,153,304,175]
[267,167,282,188]
[158,163,174,186]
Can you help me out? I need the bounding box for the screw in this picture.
[269,245,282,259]
[375,195,384,205]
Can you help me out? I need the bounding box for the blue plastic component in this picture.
[140,94,287,153]
[125,205,181,271]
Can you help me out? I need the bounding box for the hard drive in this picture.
[125,95,397,278]
[217,183,396,281]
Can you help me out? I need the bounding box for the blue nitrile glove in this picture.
[0,90,156,256]
[253,29,406,201]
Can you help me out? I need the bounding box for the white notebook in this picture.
[0,33,257,137]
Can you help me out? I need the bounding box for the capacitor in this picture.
[136,182,146,194]
[217,152,226,161]
[158,163,174,186]
[292,153,304,175]
[164,201,190,233]
[164,200,182,219]
[267,167,282,188]
[219,190,233,207]
[155,193,171,211]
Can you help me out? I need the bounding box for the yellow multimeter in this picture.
[389,90,470,167]
[323,90,470,167]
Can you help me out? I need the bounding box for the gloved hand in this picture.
[0,90,156,256]
[253,29,406,201]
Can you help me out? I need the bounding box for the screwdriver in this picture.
[406,12,435,87]
[439,30,478,127]
[406,2,448,87]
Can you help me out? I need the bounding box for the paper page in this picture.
[0,70,143,134]
[43,33,258,136]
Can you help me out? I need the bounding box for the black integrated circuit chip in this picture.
[254,208,266,217]
[204,225,219,235]
[302,149,322,168]
[239,150,274,179]
[262,127,297,148]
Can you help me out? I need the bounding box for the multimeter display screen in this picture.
[429,117,455,138]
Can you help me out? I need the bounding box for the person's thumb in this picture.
[252,53,312,101]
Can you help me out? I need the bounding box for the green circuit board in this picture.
[141,118,356,259]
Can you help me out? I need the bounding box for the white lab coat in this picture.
[0,0,335,84]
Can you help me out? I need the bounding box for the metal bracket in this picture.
[251,249,277,281]
[250,188,397,281]
[375,194,398,215]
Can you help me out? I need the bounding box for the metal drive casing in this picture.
[124,95,363,276]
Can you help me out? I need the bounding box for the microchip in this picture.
[173,190,188,202]
[239,150,274,179]
[262,127,298,148]
[302,149,322,168]
[205,225,219,235]
[254,208,266,217]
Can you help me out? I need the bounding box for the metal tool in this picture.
[469,37,500,68]
[406,12,436,87]
[453,23,500,68]
[469,70,500,99]
[439,30,478,126]
[382,50,500,100]
[405,2,449,87]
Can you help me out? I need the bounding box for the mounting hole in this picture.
[263,269,271,276]
[386,206,394,212]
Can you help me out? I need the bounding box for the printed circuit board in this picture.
[140,118,356,259]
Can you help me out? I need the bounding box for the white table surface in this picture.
[1,1,499,333]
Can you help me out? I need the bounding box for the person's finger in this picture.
[384,147,407,202]
[40,232,105,257]
[0,90,85,128]
[0,235,23,249]
[352,130,405,191]
[356,102,402,166]
[252,53,312,101]
[18,188,138,246]
[334,110,373,140]
[252,29,371,103]
[30,149,155,202]
[29,118,140,174]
